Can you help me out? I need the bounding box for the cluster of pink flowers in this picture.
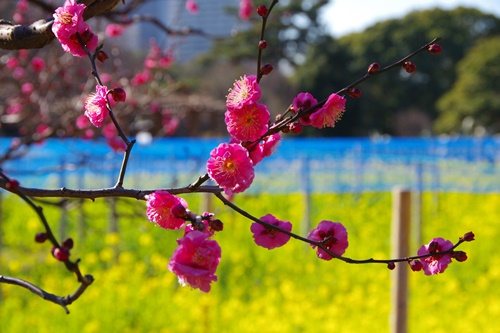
[206,75,279,194]
[52,0,98,57]
[146,191,222,292]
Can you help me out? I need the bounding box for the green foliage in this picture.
[435,36,500,133]
[1,192,498,332]
[293,7,500,136]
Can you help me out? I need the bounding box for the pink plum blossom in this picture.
[31,57,46,72]
[249,133,281,165]
[84,85,109,127]
[185,0,199,14]
[225,102,270,142]
[239,0,253,21]
[168,231,221,292]
[417,237,454,275]
[310,93,346,129]
[52,0,98,57]
[105,24,126,37]
[146,190,188,230]
[292,92,318,125]
[251,214,292,250]
[131,70,151,86]
[206,143,254,195]
[226,75,261,111]
[308,220,349,260]
[106,137,127,153]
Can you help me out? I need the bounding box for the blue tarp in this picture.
[1,137,499,193]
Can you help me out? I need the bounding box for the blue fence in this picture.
[1,137,499,193]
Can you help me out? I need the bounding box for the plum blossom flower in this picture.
[225,103,270,142]
[310,93,346,129]
[31,57,46,72]
[131,70,151,86]
[249,133,281,165]
[52,0,98,57]
[206,143,254,195]
[168,231,221,292]
[417,237,454,275]
[185,0,199,14]
[292,92,318,125]
[308,220,348,260]
[146,191,188,230]
[239,0,253,21]
[226,75,261,111]
[105,23,126,37]
[84,85,109,127]
[251,214,292,250]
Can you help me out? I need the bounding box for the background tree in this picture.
[435,36,500,134]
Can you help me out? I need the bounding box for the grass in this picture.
[0,192,499,332]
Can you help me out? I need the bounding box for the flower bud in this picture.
[347,87,362,99]
[257,5,268,17]
[209,219,224,231]
[367,62,380,74]
[427,44,442,54]
[409,259,423,272]
[96,50,109,63]
[403,61,417,73]
[428,241,439,253]
[387,262,396,270]
[171,204,187,219]
[259,63,273,76]
[289,122,302,134]
[258,40,268,49]
[52,247,70,262]
[462,231,475,242]
[6,179,19,191]
[35,232,48,243]
[62,237,74,250]
[110,88,127,102]
[453,251,468,262]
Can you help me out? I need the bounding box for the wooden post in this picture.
[390,187,411,333]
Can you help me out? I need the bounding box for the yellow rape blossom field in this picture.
[1,192,499,332]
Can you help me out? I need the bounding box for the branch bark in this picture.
[0,0,121,50]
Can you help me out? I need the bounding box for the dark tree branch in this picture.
[0,274,94,314]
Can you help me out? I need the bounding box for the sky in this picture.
[321,0,500,37]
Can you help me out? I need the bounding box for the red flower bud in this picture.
[52,247,70,262]
[387,262,396,270]
[62,237,74,250]
[462,231,475,242]
[258,40,268,49]
[96,50,109,63]
[259,63,273,76]
[35,232,48,243]
[289,122,302,134]
[367,62,380,74]
[257,5,268,17]
[171,204,187,219]
[347,87,362,99]
[428,240,439,254]
[110,88,127,102]
[209,219,224,231]
[6,179,19,191]
[403,61,417,73]
[409,259,423,272]
[453,251,468,262]
[427,44,442,54]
